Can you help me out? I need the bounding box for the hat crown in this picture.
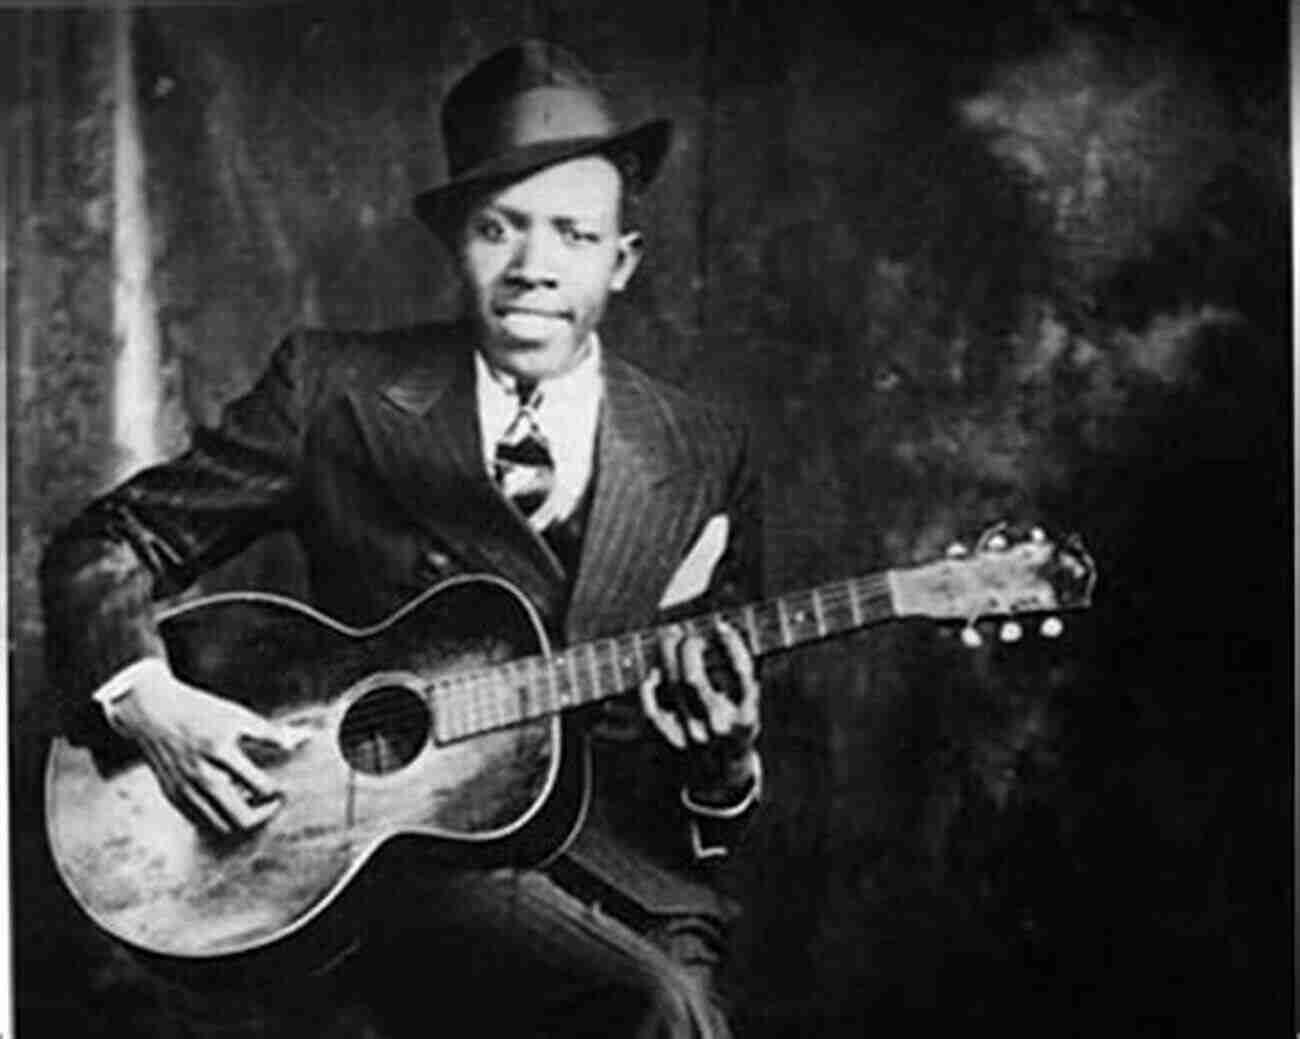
[414,40,671,235]
[442,41,616,178]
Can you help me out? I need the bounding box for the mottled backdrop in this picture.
[6,1,1291,1035]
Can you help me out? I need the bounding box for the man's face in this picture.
[458,155,643,381]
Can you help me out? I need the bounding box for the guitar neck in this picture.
[429,571,898,744]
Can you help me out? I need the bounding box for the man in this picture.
[41,40,764,1038]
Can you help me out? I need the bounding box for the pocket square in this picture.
[659,514,730,609]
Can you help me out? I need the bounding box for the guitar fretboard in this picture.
[427,572,895,744]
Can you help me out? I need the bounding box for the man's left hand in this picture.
[639,621,761,792]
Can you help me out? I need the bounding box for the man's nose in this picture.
[505,230,559,289]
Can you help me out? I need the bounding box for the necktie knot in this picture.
[514,378,541,410]
[495,378,555,527]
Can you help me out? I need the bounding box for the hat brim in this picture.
[413,117,671,236]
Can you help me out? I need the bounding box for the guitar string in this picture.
[344,582,898,740]
[297,547,1076,745]
[434,578,897,719]
[330,576,897,743]
[341,580,898,739]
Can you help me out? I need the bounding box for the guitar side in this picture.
[45,529,1096,964]
[44,575,588,962]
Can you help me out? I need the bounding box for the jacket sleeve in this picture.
[39,332,320,746]
[668,418,766,861]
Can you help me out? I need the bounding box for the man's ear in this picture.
[610,231,644,292]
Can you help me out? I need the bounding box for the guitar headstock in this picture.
[890,524,1096,638]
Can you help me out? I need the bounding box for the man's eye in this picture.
[473,217,507,243]
[560,226,600,246]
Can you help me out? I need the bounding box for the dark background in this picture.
[6,1,1293,1035]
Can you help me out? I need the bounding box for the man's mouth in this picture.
[493,305,573,339]
[493,303,571,320]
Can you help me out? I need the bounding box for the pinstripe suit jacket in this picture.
[40,320,764,920]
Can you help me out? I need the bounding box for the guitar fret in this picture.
[509,663,527,723]
[826,579,855,634]
[847,577,862,627]
[453,684,468,740]
[864,576,893,619]
[486,669,503,728]
[811,586,827,638]
[566,653,580,706]
[635,632,654,682]
[453,674,472,735]
[521,662,539,718]
[622,634,645,687]
[508,669,523,722]
[583,642,601,704]
[482,673,499,729]
[786,590,818,644]
[504,662,526,723]
[452,676,467,733]
[570,649,587,704]
[536,657,556,716]
[534,660,549,718]
[607,638,627,692]
[597,639,616,697]
[609,637,627,689]
[431,681,451,743]
[491,671,505,729]
[497,671,512,727]
[499,671,512,723]
[757,602,782,654]
[484,672,500,728]
[463,675,478,736]
[775,597,791,648]
[743,603,760,653]
[553,656,570,708]
[514,669,530,724]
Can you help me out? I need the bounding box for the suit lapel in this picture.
[344,335,709,641]
[347,328,567,621]
[566,357,705,642]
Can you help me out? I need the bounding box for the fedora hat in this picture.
[413,40,672,235]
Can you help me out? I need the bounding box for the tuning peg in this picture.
[960,624,983,648]
[1039,616,1064,638]
[946,542,969,558]
[976,522,1010,553]
[999,621,1023,643]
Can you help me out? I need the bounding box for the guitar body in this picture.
[45,575,588,964]
[44,526,1096,973]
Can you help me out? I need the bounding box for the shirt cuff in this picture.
[681,754,759,816]
[680,751,763,818]
[91,657,169,732]
[684,755,763,861]
[688,821,732,861]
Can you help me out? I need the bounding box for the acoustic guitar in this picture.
[45,525,1094,965]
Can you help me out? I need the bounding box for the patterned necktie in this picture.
[494,379,555,528]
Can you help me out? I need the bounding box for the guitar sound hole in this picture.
[338,685,431,775]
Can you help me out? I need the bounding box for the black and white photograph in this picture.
[5,2,1292,1035]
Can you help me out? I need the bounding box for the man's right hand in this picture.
[108,663,306,837]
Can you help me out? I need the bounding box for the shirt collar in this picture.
[474,335,604,412]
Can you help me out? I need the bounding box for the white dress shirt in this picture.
[474,336,603,529]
